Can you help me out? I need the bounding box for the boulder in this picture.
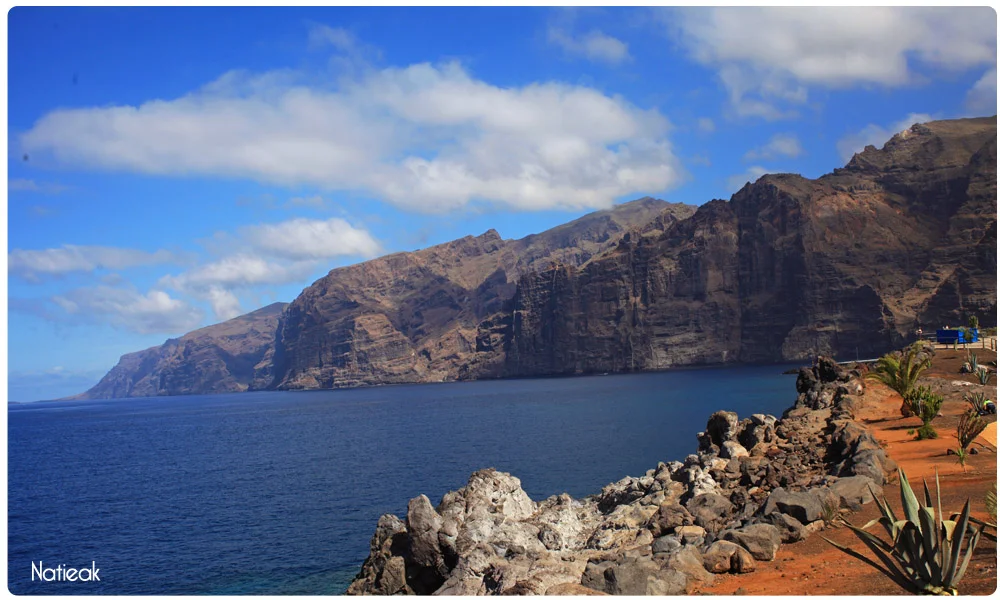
[685,493,734,533]
[546,582,609,596]
[651,535,681,555]
[407,495,445,570]
[581,557,688,595]
[721,440,750,459]
[759,512,807,543]
[702,540,757,574]
[376,556,409,595]
[596,476,647,513]
[652,503,693,535]
[675,525,707,545]
[722,524,782,561]
[705,411,741,447]
[660,546,714,584]
[830,475,882,511]
[761,488,824,524]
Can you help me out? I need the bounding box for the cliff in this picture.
[499,116,997,375]
[79,116,997,398]
[261,198,693,390]
[346,358,894,595]
[75,302,287,399]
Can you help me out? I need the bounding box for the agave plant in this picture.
[987,484,997,524]
[868,343,932,400]
[951,483,997,544]
[975,367,992,386]
[964,391,989,414]
[954,411,988,469]
[968,352,980,373]
[824,469,984,596]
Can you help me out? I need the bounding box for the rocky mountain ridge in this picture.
[75,302,286,399]
[77,116,997,399]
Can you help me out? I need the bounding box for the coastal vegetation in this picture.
[867,343,932,418]
[824,470,984,596]
[954,411,988,469]
[906,386,944,440]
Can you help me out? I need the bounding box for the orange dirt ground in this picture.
[696,347,998,596]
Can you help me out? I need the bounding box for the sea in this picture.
[8,364,801,595]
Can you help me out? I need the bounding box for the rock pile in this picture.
[346,357,895,595]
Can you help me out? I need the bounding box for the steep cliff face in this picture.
[76,303,286,399]
[263,198,694,389]
[502,116,997,375]
[80,117,997,398]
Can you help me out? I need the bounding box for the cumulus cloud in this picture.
[548,27,631,64]
[670,7,997,119]
[836,113,934,163]
[727,165,769,192]
[20,58,679,213]
[966,67,997,115]
[155,216,380,320]
[9,245,178,281]
[50,286,204,334]
[242,217,381,261]
[744,133,803,161]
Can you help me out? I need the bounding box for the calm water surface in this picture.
[8,365,800,594]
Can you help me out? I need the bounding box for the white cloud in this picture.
[966,67,997,115]
[727,165,769,191]
[20,59,680,213]
[204,287,244,321]
[836,113,934,163]
[159,254,314,290]
[547,27,631,65]
[9,245,178,281]
[744,133,803,161]
[51,286,204,335]
[9,178,70,193]
[671,7,997,119]
[242,217,381,261]
[697,117,715,133]
[156,216,379,320]
[308,25,357,52]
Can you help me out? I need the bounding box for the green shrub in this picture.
[969,315,979,330]
[824,469,985,595]
[955,411,988,468]
[964,391,989,413]
[916,423,939,440]
[868,343,932,399]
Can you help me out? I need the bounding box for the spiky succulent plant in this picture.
[824,469,984,596]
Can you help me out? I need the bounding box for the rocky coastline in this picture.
[346,357,897,595]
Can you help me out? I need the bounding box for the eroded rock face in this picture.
[75,303,287,399]
[265,199,690,390]
[501,117,997,376]
[347,358,897,595]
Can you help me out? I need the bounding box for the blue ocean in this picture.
[8,365,799,594]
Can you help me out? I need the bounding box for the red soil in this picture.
[695,348,998,596]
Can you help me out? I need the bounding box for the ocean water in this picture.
[8,365,800,595]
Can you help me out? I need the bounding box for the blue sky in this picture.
[7,6,997,401]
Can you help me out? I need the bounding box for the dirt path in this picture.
[696,348,998,595]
